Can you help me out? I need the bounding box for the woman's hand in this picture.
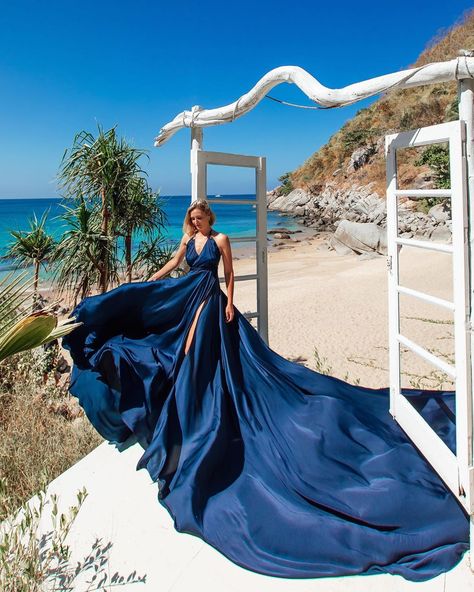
[148,270,163,282]
[225,303,235,323]
[147,235,189,282]
[219,235,235,324]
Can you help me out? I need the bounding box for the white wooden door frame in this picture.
[190,139,269,344]
[386,120,474,513]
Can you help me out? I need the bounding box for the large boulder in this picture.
[267,176,445,243]
[430,225,452,242]
[428,202,450,223]
[268,189,311,213]
[347,145,377,172]
[330,220,387,255]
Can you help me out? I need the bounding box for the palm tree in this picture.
[114,178,167,283]
[0,270,81,363]
[58,125,146,293]
[6,211,56,310]
[50,198,119,305]
[134,236,182,281]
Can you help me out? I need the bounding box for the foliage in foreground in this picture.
[0,483,146,591]
[0,347,145,589]
[0,347,102,517]
[0,270,81,362]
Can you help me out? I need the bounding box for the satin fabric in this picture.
[62,235,469,581]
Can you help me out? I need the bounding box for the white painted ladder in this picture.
[386,120,474,516]
[190,132,268,344]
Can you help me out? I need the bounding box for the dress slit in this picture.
[184,297,209,355]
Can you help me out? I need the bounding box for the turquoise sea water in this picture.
[0,195,299,283]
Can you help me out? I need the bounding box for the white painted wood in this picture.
[222,236,257,242]
[256,156,269,343]
[394,189,452,199]
[397,333,456,378]
[449,119,472,508]
[155,59,474,146]
[386,120,472,514]
[196,151,263,168]
[459,76,474,570]
[386,134,400,420]
[207,198,256,205]
[219,273,258,283]
[396,285,455,311]
[190,119,204,202]
[241,312,258,320]
[388,121,463,148]
[396,395,460,495]
[395,237,453,253]
[192,150,269,344]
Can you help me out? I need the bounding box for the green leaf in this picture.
[0,313,57,361]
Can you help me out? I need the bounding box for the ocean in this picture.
[0,195,299,283]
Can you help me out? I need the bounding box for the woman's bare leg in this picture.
[184,299,208,355]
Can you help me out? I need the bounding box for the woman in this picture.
[148,200,236,354]
[62,199,468,582]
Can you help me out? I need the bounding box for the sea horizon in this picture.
[0,194,300,281]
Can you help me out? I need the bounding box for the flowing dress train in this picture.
[61,234,469,582]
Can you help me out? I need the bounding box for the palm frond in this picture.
[0,313,57,361]
[0,274,81,362]
[133,236,180,279]
[0,270,36,333]
[5,210,56,269]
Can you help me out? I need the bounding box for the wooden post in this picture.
[155,60,474,147]
[190,106,204,203]
[459,76,474,571]
[256,156,268,344]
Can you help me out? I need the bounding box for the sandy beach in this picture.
[228,235,454,390]
[43,230,454,392]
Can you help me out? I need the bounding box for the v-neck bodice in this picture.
[186,234,221,274]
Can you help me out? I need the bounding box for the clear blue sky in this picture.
[1,0,472,198]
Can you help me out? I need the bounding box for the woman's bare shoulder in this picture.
[181,233,194,246]
[211,230,229,244]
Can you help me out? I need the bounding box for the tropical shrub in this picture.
[5,211,56,309]
[58,126,146,293]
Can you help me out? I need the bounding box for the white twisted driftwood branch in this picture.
[154,57,474,147]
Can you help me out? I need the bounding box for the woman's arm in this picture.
[148,235,189,281]
[219,235,235,323]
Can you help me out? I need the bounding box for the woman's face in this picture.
[190,208,210,232]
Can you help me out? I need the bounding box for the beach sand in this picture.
[229,234,454,390]
[47,232,454,391]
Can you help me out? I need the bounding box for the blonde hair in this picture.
[182,199,217,235]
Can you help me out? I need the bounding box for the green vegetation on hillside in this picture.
[287,10,474,197]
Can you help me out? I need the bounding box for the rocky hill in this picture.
[268,10,474,249]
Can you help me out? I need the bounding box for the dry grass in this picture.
[290,9,474,195]
[0,348,102,517]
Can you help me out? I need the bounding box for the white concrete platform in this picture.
[39,443,474,591]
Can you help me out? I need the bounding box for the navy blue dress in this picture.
[62,234,469,581]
